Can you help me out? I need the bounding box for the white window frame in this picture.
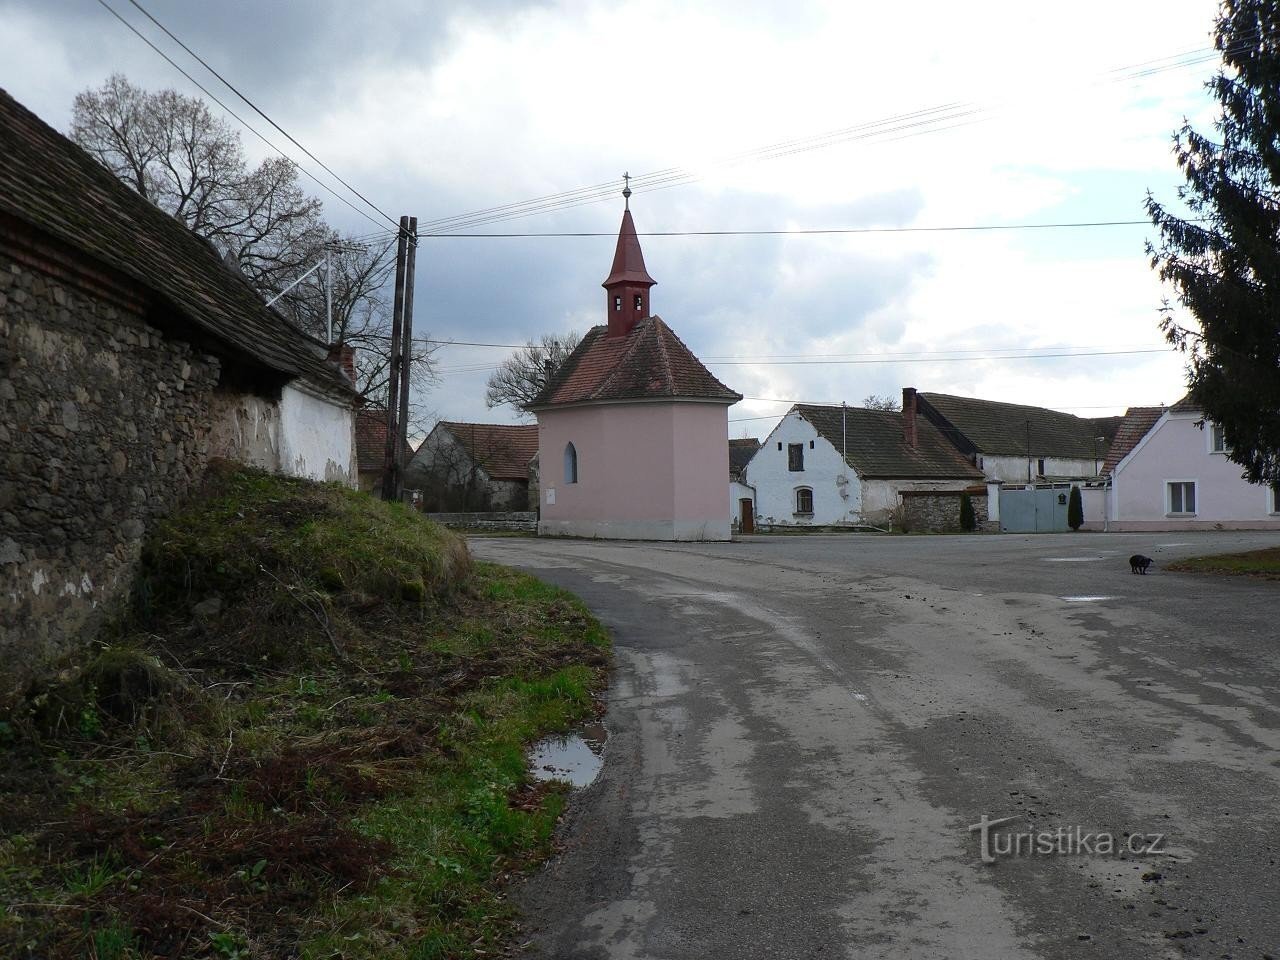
[794,486,814,516]
[1165,479,1197,516]
[1209,422,1230,455]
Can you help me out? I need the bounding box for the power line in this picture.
[418,39,1236,234]
[414,218,1161,239]
[123,0,400,230]
[93,0,389,233]
[709,348,1168,366]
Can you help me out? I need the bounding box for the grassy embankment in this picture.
[1166,546,1280,579]
[0,464,609,959]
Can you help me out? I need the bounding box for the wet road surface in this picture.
[470,532,1280,960]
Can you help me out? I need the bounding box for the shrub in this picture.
[1068,485,1084,531]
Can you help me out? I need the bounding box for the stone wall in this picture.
[1,247,221,702]
[424,511,538,532]
[900,488,992,533]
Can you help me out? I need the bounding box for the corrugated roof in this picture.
[729,438,760,480]
[919,392,1110,459]
[794,404,984,479]
[439,422,538,481]
[0,88,351,396]
[1101,406,1165,475]
[529,316,741,407]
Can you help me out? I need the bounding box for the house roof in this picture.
[439,422,539,481]
[919,392,1109,459]
[529,316,741,408]
[355,408,389,474]
[1101,406,1165,475]
[0,88,351,397]
[729,438,760,481]
[794,404,984,480]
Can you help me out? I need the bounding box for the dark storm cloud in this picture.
[3,0,549,122]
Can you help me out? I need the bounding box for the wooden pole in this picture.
[381,216,409,501]
[396,217,418,502]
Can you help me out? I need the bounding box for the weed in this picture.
[64,853,117,897]
[91,923,138,960]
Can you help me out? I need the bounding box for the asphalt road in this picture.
[470,531,1280,960]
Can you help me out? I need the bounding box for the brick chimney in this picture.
[902,386,918,448]
[328,343,356,386]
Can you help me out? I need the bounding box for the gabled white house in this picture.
[745,402,983,527]
[1096,398,1280,530]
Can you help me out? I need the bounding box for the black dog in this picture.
[1129,554,1153,575]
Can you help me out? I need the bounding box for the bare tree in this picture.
[485,332,582,416]
[71,75,325,291]
[862,394,900,411]
[71,75,437,428]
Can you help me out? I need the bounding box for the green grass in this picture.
[0,465,609,959]
[1166,546,1280,579]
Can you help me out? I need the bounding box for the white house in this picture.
[911,388,1117,483]
[1092,399,1280,530]
[728,438,760,531]
[746,402,983,527]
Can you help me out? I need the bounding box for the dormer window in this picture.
[614,296,622,312]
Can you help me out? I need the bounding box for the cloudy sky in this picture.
[1,0,1225,437]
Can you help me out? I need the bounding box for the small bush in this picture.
[1068,485,1084,531]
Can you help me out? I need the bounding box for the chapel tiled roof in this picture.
[0,88,351,396]
[794,404,984,480]
[918,392,1110,459]
[729,438,760,481]
[1101,406,1166,475]
[355,408,389,474]
[529,316,741,407]
[439,422,539,481]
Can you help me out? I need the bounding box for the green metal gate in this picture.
[999,483,1072,533]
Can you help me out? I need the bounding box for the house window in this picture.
[613,296,622,312]
[777,442,782,451]
[1210,423,1230,453]
[788,443,804,472]
[634,294,644,311]
[564,442,578,484]
[795,487,814,515]
[809,440,814,449]
[1167,480,1196,515]
[1037,458,1046,476]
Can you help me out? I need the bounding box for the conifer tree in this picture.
[1146,0,1280,482]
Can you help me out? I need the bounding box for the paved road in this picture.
[471,532,1280,960]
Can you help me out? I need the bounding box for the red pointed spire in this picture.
[602,190,656,337]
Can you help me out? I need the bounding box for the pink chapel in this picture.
[526,198,741,540]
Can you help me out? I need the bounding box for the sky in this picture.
[0,0,1227,439]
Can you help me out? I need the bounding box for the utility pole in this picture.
[396,217,418,501]
[324,243,333,343]
[381,217,410,501]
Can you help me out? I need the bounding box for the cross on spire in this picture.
[622,171,631,210]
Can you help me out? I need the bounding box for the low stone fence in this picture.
[899,488,995,533]
[424,511,537,532]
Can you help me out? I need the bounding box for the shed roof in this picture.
[0,88,350,397]
[919,392,1109,459]
[729,438,760,481]
[439,422,539,481]
[529,316,740,408]
[794,404,983,480]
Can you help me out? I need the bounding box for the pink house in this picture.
[1099,398,1280,530]
[526,202,741,539]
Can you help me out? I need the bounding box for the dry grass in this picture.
[1166,546,1280,579]
[0,465,609,959]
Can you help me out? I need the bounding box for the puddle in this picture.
[1060,595,1117,603]
[528,721,606,788]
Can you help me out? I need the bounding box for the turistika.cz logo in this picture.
[969,814,1167,864]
